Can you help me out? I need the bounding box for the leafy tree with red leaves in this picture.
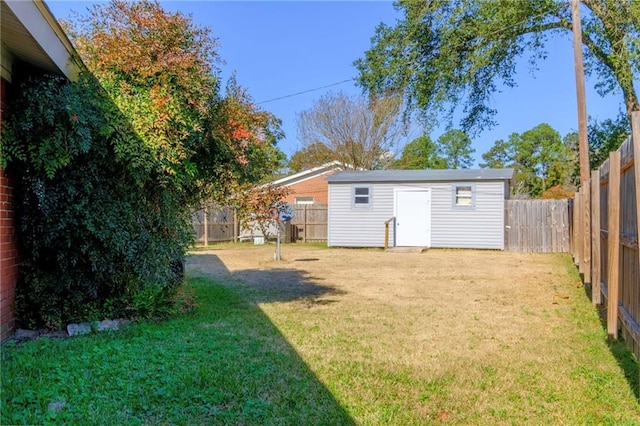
[65,0,285,203]
[0,0,288,326]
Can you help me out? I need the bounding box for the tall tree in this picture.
[588,113,631,170]
[481,123,573,197]
[436,129,475,169]
[518,124,567,191]
[562,131,581,188]
[66,1,284,203]
[479,139,513,169]
[203,75,286,200]
[394,135,446,169]
[296,91,404,170]
[289,142,337,172]
[355,0,639,132]
[67,0,218,196]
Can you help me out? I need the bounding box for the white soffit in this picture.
[1,0,81,80]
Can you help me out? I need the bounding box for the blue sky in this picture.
[47,0,630,166]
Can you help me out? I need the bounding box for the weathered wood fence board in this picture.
[574,111,640,363]
[191,204,330,244]
[192,205,237,245]
[505,199,571,253]
[290,204,328,242]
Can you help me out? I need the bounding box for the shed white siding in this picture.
[329,183,396,247]
[430,180,505,249]
[328,180,506,249]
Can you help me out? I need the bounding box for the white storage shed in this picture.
[326,169,514,249]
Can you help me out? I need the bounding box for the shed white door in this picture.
[395,189,431,247]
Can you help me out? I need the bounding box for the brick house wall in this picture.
[282,170,336,205]
[0,77,17,341]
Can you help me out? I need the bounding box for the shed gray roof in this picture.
[326,168,514,183]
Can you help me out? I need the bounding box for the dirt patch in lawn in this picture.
[186,244,639,424]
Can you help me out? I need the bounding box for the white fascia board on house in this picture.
[267,161,343,187]
[3,0,83,81]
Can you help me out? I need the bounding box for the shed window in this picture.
[352,185,372,209]
[453,184,475,208]
[294,196,314,205]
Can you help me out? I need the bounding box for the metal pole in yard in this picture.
[203,204,208,247]
[276,220,281,261]
[303,205,307,243]
[233,209,238,243]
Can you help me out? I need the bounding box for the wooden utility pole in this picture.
[571,0,590,185]
[572,0,590,184]
[572,0,591,283]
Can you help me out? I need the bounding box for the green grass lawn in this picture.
[2,247,639,425]
[1,277,353,425]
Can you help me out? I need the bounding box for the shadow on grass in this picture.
[1,256,355,425]
[595,302,639,400]
[186,253,346,305]
[581,279,639,400]
[183,252,354,422]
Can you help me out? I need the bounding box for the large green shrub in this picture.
[2,1,287,329]
[2,73,190,328]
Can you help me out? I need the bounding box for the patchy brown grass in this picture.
[187,243,640,424]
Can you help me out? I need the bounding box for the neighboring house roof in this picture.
[268,160,343,187]
[326,168,515,183]
[1,0,84,82]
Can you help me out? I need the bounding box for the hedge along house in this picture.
[326,169,514,249]
[1,0,82,341]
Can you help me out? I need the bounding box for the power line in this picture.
[257,9,554,106]
[257,78,356,105]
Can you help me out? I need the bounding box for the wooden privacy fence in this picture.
[505,199,571,252]
[289,204,328,242]
[573,111,640,362]
[192,205,237,245]
[191,204,329,244]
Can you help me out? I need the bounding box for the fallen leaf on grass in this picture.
[437,409,448,422]
[553,294,570,304]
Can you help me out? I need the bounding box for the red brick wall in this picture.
[283,170,336,205]
[0,77,17,341]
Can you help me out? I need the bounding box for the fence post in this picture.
[632,111,640,300]
[575,191,583,270]
[303,205,307,243]
[571,194,576,262]
[569,197,574,256]
[583,178,591,285]
[203,204,208,247]
[632,110,640,398]
[607,150,621,339]
[233,209,238,243]
[591,170,601,305]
